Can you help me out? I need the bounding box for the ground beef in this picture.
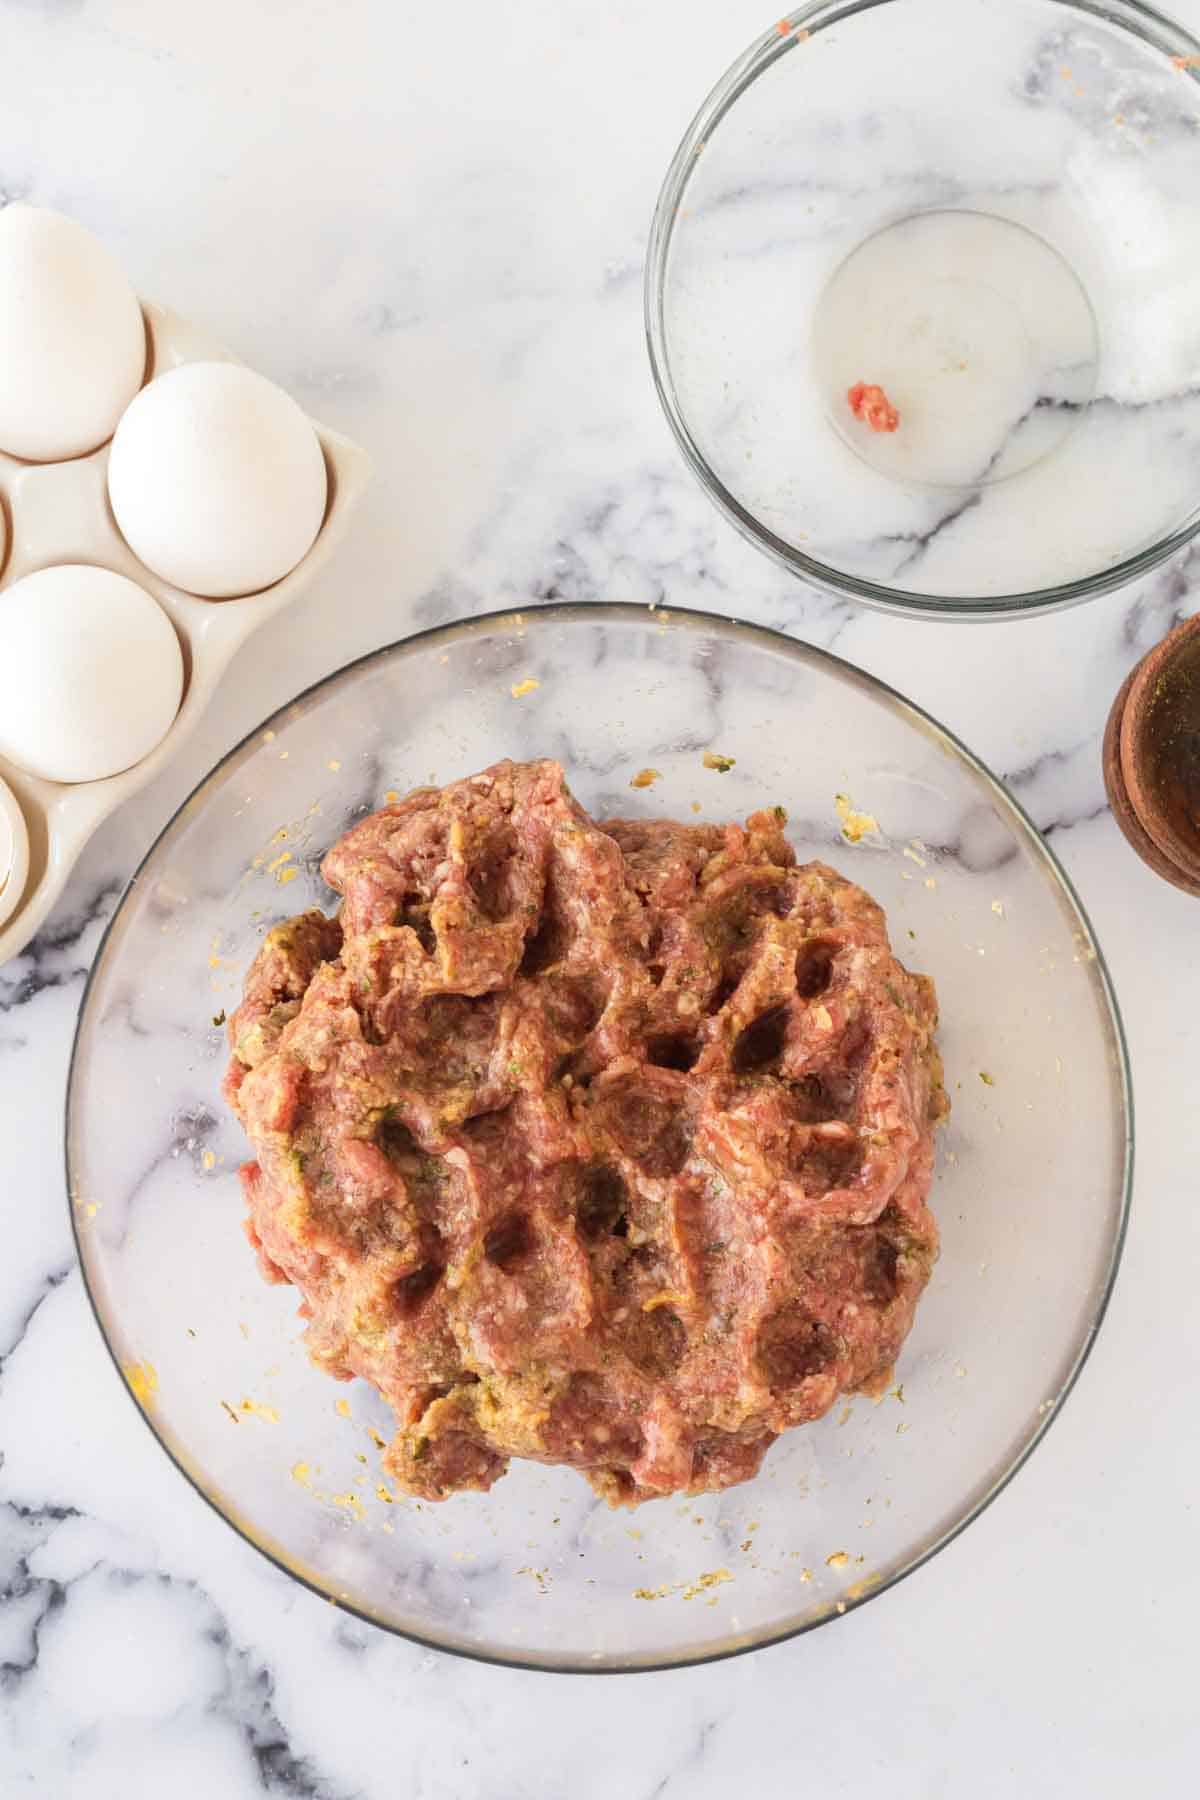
[224,760,946,1507]
[848,381,901,434]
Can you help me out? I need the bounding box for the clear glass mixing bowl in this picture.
[66,605,1132,1671]
[646,0,1200,615]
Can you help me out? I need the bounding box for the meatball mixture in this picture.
[224,759,946,1506]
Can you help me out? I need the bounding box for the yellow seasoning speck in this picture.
[835,793,879,843]
[826,1550,850,1570]
[239,1397,279,1424]
[124,1362,158,1406]
[511,677,540,699]
[681,1567,732,1600]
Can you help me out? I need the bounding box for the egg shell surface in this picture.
[0,773,30,929]
[107,361,328,598]
[0,205,147,462]
[0,565,183,783]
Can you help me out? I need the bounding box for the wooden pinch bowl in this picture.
[1103,614,1200,898]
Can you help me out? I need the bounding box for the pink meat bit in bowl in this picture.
[848,382,901,434]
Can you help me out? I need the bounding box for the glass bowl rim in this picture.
[64,599,1135,1673]
[643,0,1200,620]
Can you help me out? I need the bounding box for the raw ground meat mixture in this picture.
[224,759,947,1507]
[848,381,901,434]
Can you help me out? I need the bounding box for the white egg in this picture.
[0,772,30,930]
[107,362,328,597]
[0,205,147,462]
[0,565,183,784]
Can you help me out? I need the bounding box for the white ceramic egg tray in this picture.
[0,302,371,965]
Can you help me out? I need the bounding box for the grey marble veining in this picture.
[0,0,1198,1794]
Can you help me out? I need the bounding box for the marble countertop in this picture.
[2,1,1198,1792]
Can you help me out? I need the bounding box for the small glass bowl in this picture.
[646,0,1200,617]
[67,604,1131,1671]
